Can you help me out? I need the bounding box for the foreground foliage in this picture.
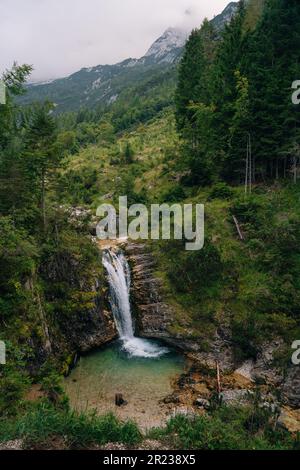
[0,402,141,449]
[0,400,298,450]
[150,407,299,450]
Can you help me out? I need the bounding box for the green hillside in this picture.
[1,0,300,451]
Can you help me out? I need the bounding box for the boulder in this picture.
[277,407,300,433]
[193,398,210,410]
[282,366,300,408]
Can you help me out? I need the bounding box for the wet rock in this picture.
[282,366,300,408]
[234,360,255,383]
[163,393,180,404]
[220,389,253,405]
[193,398,210,410]
[24,246,117,374]
[252,339,284,386]
[124,243,173,337]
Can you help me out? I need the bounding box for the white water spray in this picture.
[102,249,169,358]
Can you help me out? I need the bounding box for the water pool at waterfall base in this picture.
[64,340,186,430]
[64,248,186,429]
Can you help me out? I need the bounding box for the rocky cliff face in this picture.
[27,243,117,375]
[282,366,300,409]
[210,2,239,31]
[53,277,117,355]
[124,243,172,338]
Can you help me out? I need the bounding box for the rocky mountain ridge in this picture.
[19,2,239,113]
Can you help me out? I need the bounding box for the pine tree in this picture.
[175,20,218,183]
[124,141,134,164]
[210,0,248,181]
[246,0,300,180]
[23,103,61,230]
[0,63,33,218]
[175,28,206,133]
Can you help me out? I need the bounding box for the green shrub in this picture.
[208,182,233,200]
[0,343,31,417]
[58,168,98,205]
[230,197,261,224]
[167,241,222,297]
[160,184,186,203]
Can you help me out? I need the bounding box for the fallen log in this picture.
[232,215,244,241]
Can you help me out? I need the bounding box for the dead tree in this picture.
[245,133,252,195]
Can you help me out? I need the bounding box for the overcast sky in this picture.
[0,0,230,81]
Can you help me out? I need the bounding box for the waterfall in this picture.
[102,249,169,358]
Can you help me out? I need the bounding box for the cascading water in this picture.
[102,249,169,358]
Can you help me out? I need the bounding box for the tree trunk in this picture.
[41,169,46,230]
[293,156,297,184]
[115,394,126,406]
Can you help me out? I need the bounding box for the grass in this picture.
[1,400,298,450]
[148,406,298,450]
[57,109,180,207]
[0,402,141,449]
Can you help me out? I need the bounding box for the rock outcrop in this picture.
[28,241,117,374]
[282,366,300,408]
[47,270,117,372]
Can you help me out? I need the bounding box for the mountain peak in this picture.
[21,2,240,112]
[144,27,187,63]
[210,1,239,31]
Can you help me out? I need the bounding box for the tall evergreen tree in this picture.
[23,104,61,230]
[210,0,248,181]
[246,0,300,179]
[175,20,218,183]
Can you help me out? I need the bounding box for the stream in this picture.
[64,248,186,429]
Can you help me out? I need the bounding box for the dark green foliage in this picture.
[160,184,186,203]
[175,29,206,132]
[0,65,108,421]
[58,167,98,205]
[124,141,134,164]
[0,343,31,417]
[246,0,300,179]
[175,0,300,184]
[175,20,218,184]
[166,240,222,298]
[208,182,234,200]
[0,217,38,322]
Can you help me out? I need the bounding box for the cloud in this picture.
[0,0,230,81]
